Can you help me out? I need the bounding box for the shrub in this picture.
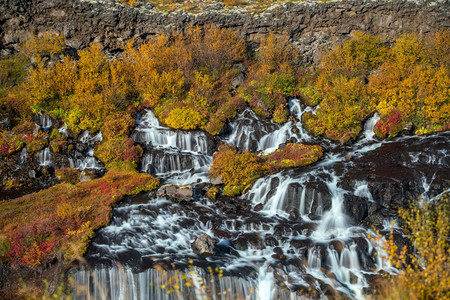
[206,186,219,200]
[209,143,323,196]
[102,113,136,139]
[304,75,370,143]
[55,168,80,185]
[0,133,24,156]
[320,32,387,78]
[26,137,48,153]
[164,106,207,130]
[272,103,289,124]
[373,195,449,299]
[96,137,143,166]
[209,144,267,196]
[265,143,323,172]
[21,32,65,58]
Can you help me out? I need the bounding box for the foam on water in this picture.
[72,107,449,299]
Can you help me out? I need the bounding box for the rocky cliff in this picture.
[1,0,449,62]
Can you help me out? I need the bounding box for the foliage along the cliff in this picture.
[209,143,323,196]
[95,113,143,167]
[2,29,447,142]
[373,194,449,299]
[304,30,449,142]
[0,163,159,266]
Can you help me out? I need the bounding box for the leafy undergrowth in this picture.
[370,195,449,299]
[304,30,449,143]
[0,163,159,267]
[265,143,323,172]
[209,143,323,196]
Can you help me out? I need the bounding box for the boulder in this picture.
[210,175,223,185]
[157,184,193,202]
[191,233,216,257]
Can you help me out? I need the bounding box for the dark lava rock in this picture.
[157,184,193,202]
[343,194,368,224]
[191,233,216,257]
[232,232,264,250]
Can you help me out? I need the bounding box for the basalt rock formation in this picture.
[1,0,449,62]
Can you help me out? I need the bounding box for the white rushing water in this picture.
[38,147,53,166]
[132,110,212,184]
[40,113,53,132]
[72,105,449,299]
[223,99,314,154]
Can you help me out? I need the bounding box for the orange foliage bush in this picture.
[372,195,449,299]
[305,75,371,143]
[265,143,323,172]
[21,32,65,58]
[164,106,207,130]
[209,143,323,196]
[209,144,267,196]
[370,31,450,136]
[319,32,387,78]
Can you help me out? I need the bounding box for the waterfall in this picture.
[72,106,450,299]
[38,147,53,166]
[40,113,53,132]
[360,113,380,143]
[19,147,28,164]
[223,99,315,154]
[133,110,209,154]
[79,131,103,145]
[132,110,212,184]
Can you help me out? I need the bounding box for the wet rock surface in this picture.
[157,184,194,202]
[191,233,216,257]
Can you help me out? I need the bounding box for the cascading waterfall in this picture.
[72,105,449,299]
[133,110,209,154]
[40,113,53,132]
[67,131,103,171]
[19,147,28,164]
[224,99,314,154]
[132,110,212,183]
[38,147,53,166]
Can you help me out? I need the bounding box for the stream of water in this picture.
[72,100,449,299]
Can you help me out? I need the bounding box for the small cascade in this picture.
[69,148,102,170]
[19,147,28,164]
[360,113,380,143]
[73,266,281,300]
[39,113,53,132]
[288,98,313,142]
[140,150,211,175]
[79,131,103,145]
[222,108,279,152]
[313,173,348,239]
[353,181,374,202]
[58,123,69,136]
[133,110,210,154]
[38,147,53,166]
[307,247,322,269]
[132,110,212,183]
[223,99,316,154]
[62,131,104,171]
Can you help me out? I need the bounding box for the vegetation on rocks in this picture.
[0,163,159,266]
[373,195,449,299]
[209,143,323,196]
[304,30,449,142]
